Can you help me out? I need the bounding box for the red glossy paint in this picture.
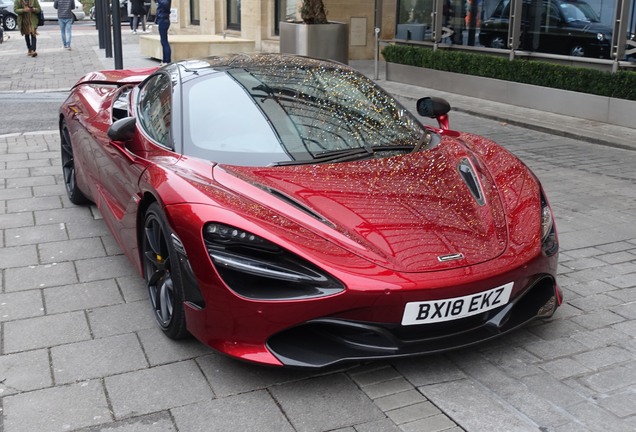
[60,55,560,368]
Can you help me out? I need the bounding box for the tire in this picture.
[490,36,506,49]
[60,119,90,205]
[142,202,189,339]
[569,45,586,57]
[4,14,17,31]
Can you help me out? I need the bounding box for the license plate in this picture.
[401,282,514,326]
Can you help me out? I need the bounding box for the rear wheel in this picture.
[142,202,189,339]
[60,119,90,204]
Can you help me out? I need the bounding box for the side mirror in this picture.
[416,97,451,130]
[107,117,137,142]
[416,96,451,118]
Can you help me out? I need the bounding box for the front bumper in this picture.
[268,275,560,368]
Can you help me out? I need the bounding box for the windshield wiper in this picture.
[412,130,433,153]
[273,145,415,166]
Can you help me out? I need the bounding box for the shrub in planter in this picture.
[300,0,328,24]
[381,44,636,101]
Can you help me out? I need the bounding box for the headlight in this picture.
[541,205,553,242]
[540,194,558,256]
[204,223,344,300]
[597,33,605,42]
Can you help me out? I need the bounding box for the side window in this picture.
[546,1,560,25]
[137,74,173,148]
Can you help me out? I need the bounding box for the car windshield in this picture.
[182,62,424,166]
[559,2,600,22]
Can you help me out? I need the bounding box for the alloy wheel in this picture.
[3,15,16,31]
[143,213,176,329]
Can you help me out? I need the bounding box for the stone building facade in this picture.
[164,0,399,60]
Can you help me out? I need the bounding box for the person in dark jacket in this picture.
[14,0,40,57]
[54,0,75,49]
[131,0,146,33]
[156,0,171,65]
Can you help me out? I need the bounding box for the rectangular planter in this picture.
[139,35,255,62]
[386,62,635,129]
[279,21,349,64]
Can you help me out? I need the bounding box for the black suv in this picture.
[479,0,612,58]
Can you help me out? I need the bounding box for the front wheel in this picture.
[142,202,189,339]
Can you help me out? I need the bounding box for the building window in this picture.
[275,0,299,34]
[190,0,200,25]
[227,0,241,30]
[395,0,635,61]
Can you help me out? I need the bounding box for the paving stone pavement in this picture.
[1,22,636,432]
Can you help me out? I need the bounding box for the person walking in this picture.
[156,0,171,65]
[54,0,74,49]
[130,0,146,33]
[14,0,41,57]
[127,0,134,32]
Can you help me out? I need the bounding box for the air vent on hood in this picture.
[268,188,334,227]
[458,158,485,206]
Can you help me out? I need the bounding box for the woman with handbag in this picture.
[14,0,41,57]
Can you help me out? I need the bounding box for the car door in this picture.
[542,0,577,54]
[94,73,176,264]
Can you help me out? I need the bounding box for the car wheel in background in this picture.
[60,120,90,204]
[569,44,586,57]
[3,14,16,31]
[490,36,506,49]
[143,202,189,339]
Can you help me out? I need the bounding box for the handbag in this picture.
[38,10,44,26]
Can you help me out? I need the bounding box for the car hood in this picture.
[216,138,508,273]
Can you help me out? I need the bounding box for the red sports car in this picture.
[59,54,561,368]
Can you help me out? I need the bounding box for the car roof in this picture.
[173,53,348,75]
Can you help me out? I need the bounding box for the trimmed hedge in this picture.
[382,44,636,101]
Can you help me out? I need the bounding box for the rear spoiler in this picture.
[71,67,159,90]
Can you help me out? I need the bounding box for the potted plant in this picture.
[279,0,349,64]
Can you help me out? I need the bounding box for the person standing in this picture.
[156,0,170,65]
[54,0,75,49]
[14,0,40,57]
[130,0,146,33]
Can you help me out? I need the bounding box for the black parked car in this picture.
[479,0,612,58]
